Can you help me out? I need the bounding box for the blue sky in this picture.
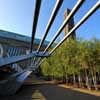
[0,0,100,42]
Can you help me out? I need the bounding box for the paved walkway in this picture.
[1,75,100,100]
[1,84,100,100]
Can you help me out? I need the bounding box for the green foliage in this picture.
[40,38,100,81]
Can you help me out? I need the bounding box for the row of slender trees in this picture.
[40,38,100,90]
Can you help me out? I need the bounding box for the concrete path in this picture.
[1,84,100,100]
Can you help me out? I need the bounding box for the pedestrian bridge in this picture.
[0,0,100,95]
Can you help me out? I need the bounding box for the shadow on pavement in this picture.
[0,85,38,100]
[38,84,100,100]
[1,84,100,100]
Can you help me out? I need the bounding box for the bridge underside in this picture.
[0,30,50,95]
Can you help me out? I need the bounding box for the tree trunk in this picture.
[85,69,91,90]
[92,74,98,90]
[78,74,82,88]
[73,74,76,87]
[66,75,68,84]
[98,71,100,82]
[94,75,98,90]
[52,72,54,80]
[91,68,98,90]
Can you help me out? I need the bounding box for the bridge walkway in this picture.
[1,75,100,100]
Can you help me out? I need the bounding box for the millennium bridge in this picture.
[0,0,100,99]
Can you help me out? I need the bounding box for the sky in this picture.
[0,0,100,42]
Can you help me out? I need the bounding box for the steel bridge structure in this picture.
[0,0,100,95]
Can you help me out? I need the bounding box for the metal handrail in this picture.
[30,0,42,52]
[50,0,100,54]
[43,0,85,53]
[37,0,63,52]
[39,0,100,66]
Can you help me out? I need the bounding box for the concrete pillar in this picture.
[64,8,76,44]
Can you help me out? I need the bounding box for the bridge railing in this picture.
[0,0,100,70]
[37,0,100,66]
